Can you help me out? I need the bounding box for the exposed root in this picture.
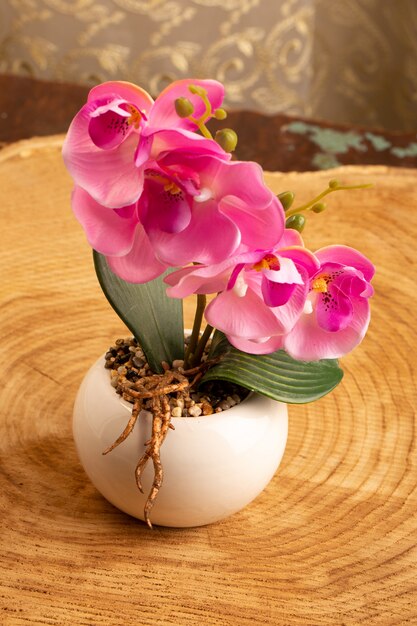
[104,360,216,528]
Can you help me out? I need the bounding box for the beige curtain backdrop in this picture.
[0,0,415,131]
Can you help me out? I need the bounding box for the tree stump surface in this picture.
[0,136,416,625]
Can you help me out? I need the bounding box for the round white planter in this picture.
[73,356,288,528]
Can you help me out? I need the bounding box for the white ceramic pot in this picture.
[73,356,288,528]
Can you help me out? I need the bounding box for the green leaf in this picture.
[93,251,184,373]
[203,331,343,404]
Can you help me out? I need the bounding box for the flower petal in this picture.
[246,270,308,333]
[205,159,279,210]
[205,288,285,340]
[63,116,143,208]
[220,195,284,250]
[88,100,133,150]
[316,245,375,281]
[88,81,153,109]
[277,228,305,247]
[148,79,224,131]
[71,186,137,256]
[227,334,284,355]
[277,246,320,277]
[106,224,168,283]
[146,199,241,265]
[139,177,192,234]
[316,284,354,332]
[284,298,371,360]
[262,279,297,307]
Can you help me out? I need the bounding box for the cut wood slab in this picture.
[0,136,416,625]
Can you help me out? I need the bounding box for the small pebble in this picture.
[232,394,241,404]
[218,400,230,410]
[201,401,214,415]
[226,396,236,407]
[172,407,183,417]
[132,356,145,368]
[188,405,202,417]
[172,359,184,369]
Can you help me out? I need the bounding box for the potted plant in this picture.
[63,79,374,528]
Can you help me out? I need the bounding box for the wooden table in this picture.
[0,134,416,625]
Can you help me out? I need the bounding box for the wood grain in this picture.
[0,136,416,625]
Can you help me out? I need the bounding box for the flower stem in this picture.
[285,182,373,217]
[192,323,214,367]
[184,294,206,369]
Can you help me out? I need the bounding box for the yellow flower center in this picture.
[253,253,280,272]
[312,276,329,293]
[127,105,142,129]
[163,180,182,195]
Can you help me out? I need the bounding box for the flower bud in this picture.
[188,84,206,97]
[328,178,339,189]
[214,108,227,120]
[215,128,238,153]
[312,202,326,213]
[285,214,305,233]
[175,97,194,118]
[277,191,295,211]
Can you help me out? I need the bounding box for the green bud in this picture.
[175,97,194,118]
[285,214,306,233]
[188,84,206,97]
[215,128,238,153]
[277,191,295,211]
[328,178,339,189]
[312,202,326,213]
[214,108,227,120]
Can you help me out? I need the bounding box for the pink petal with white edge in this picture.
[227,333,285,355]
[315,245,375,281]
[263,257,304,285]
[165,266,229,298]
[246,271,309,334]
[71,186,137,256]
[205,288,285,340]
[146,199,241,266]
[63,117,143,208]
[165,249,264,298]
[88,81,154,114]
[284,298,371,361]
[277,246,320,277]
[148,79,224,132]
[106,224,167,284]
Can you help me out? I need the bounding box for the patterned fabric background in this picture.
[0,0,416,131]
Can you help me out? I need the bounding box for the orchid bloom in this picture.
[62,79,226,209]
[137,152,286,269]
[284,245,375,360]
[166,229,319,354]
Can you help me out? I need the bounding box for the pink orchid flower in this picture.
[166,231,319,354]
[283,245,375,360]
[70,138,284,281]
[62,79,226,209]
[137,152,286,268]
